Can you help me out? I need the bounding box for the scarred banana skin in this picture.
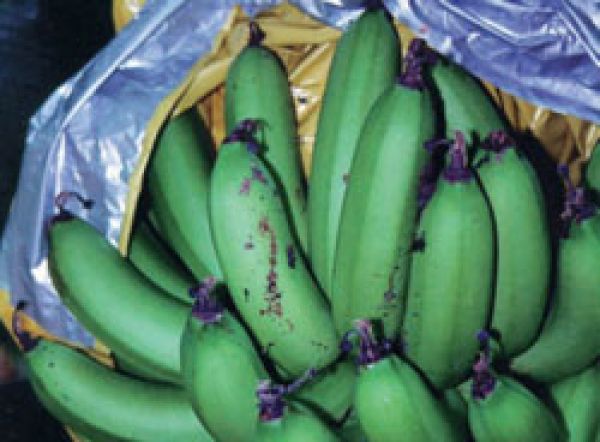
[210,141,339,378]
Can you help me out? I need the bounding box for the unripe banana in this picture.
[352,320,466,442]
[256,383,339,441]
[337,409,367,442]
[225,22,308,252]
[179,280,268,442]
[467,353,566,441]
[20,336,211,441]
[402,133,494,389]
[475,131,550,357]
[511,187,600,382]
[550,362,600,442]
[585,141,600,200]
[308,7,399,296]
[331,39,435,339]
[428,52,507,145]
[147,108,221,280]
[128,219,196,305]
[48,215,189,384]
[290,359,356,423]
[209,136,339,378]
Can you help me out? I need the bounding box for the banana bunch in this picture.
[21,4,600,441]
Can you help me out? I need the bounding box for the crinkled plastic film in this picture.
[2,0,600,361]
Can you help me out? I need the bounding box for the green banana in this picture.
[307,7,399,296]
[352,320,466,442]
[255,383,339,441]
[225,22,308,252]
[475,131,550,357]
[20,338,211,441]
[147,108,221,280]
[290,358,356,424]
[585,141,600,200]
[331,39,435,339]
[402,132,494,389]
[337,409,367,442]
[209,136,339,378]
[428,51,507,145]
[128,219,196,305]
[550,362,600,442]
[467,353,566,441]
[511,186,600,382]
[48,215,189,384]
[179,279,268,442]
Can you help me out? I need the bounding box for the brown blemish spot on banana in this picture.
[258,217,284,318]
[240,178,251,195]
[286,245,296,269]
[342,173,350,185]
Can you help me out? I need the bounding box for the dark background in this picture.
[0,0,113,439]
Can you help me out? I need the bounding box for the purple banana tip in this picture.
[471,352,496,400]
[398,38,437,90]
[189,276,223,324]
[248,21,266,47]
[481,130,514,154]
[223,119,262,154]
[443,131,472,183]
[257,380,286,422]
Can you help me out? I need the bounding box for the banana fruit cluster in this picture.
[18,5,600,441]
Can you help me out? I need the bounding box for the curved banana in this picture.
[428,50,507,145]
[147,108,221,280]
[352,320,466,442]
[307,6,399,296]
[129,219,196,305]
[475,131,550,357]
[48,215,189,384]
[331,39,435,339]
[209,136,339,378]
[180,280,268,442]
[20,337,211,441]
[402,132,494,389]
[225,22,308,251]
[550,363,600,442]
[511,186,600,383]
[467,353,566,441]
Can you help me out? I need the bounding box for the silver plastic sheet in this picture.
[1,0,599,346]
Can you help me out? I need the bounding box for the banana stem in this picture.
[189,276,222,323]
[443,131,472,183]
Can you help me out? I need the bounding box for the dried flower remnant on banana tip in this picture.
[472,330,496,400]
[257,367,318,422]
[189,276,222,323]
[557,164,596,237]
[399,38,437,90]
